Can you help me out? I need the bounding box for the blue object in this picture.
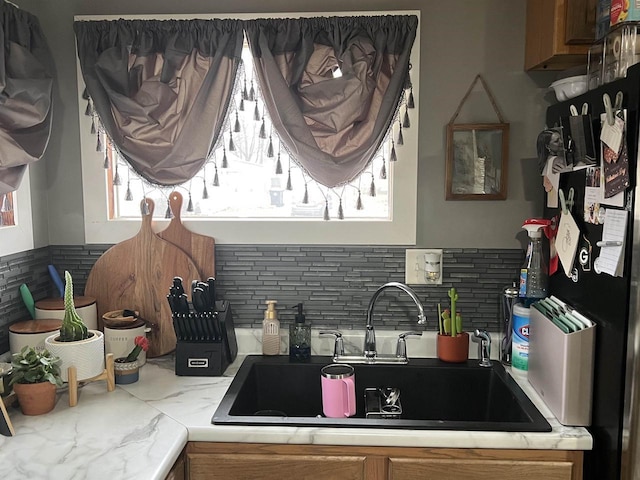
[48,265,64,297]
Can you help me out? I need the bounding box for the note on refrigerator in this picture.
[595,209,628,277]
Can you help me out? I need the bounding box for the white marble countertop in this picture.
[0,329,592,480]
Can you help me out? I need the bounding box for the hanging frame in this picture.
[445,74,509,200]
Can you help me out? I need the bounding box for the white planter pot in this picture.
[44,330,105,382]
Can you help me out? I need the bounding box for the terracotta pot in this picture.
[437,332,470,363]
[13,381,57,415]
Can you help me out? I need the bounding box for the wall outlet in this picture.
[405,249,443,285]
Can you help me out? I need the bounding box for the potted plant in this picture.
[10,346,63,415]
[114,336,149,384]
[437,287,469,363]
[45,271,105,382]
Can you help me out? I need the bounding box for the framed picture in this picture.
[445,123,509,200]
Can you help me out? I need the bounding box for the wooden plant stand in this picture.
[68,353,115,407]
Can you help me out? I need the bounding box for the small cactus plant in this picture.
[59,271,89,342]
[439,287,463,337]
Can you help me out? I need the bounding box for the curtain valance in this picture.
[0,0,54,195]
[244,15,417,188]
[74,18,244,186]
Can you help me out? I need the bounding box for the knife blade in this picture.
[207,277,216,311]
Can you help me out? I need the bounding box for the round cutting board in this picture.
[85,198,201,357]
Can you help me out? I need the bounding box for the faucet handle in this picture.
[319,330,344,358]
[395,331,423,359]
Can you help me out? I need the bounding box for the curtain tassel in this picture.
[113,165,121,186]
[380,158,387,179]
[84,101,92,117]
[243,78,249,101]
[397,124,404,146]
[356,191,364,210]
[103,152,109,169]
[222,147,228,168]
[125,181,133,201]
[390,140,398,162]
[187,193,194,212]
[239,97,245,111]
[268,138,275,159]
[82,87,90,101]
[254,103,261,122]
[229,132,236,152]
[407,87,415,109]
[202,179,209,199]
[96,133,102,152]
[286,169,292,190]
[90,119,96,135]
[249,80,256,102]
[338,198,344,220]
[259,119,267,139]
[302,184,309,204]
[165,199,172,219]
[323,201,330,221]
[275,152,282,174]
[370,178,376,197]
[234,111,241,132]
[213,166,220,187]
[403,107,411,128]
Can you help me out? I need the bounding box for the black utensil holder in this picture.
[173,301,237,376]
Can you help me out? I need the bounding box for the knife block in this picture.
[174,301,237,376]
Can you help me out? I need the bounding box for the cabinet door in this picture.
[388,457,574,480]
[187,452,366,480]
[565,0,597,44]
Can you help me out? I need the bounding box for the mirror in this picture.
[445,123,509,200]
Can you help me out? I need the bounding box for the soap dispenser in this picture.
[262,300,280,355]
[289,303,311,361]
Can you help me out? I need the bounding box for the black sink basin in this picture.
[212,355,551,432]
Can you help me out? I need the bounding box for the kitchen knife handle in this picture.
[48,265,65,297]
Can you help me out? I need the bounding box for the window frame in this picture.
[76,11,419,245]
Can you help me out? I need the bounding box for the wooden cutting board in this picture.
[158,191,216,278]
[85,199,201,357]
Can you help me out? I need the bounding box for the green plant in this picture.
[9,346,63,387]
[439,287,464,336]
[59,270,89,342]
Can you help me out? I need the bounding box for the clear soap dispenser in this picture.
[262,300,280,355]
[289,303,311,361]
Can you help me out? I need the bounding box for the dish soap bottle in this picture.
[519,218,550,300]
[262,300,280,355]
[289,303,311,361]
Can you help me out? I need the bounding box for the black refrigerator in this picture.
[544,63,640,480]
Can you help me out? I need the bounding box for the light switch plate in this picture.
[405,249,443,285]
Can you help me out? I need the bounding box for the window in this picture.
[77,11,419,245]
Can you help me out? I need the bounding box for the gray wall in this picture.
[13,0,556,249]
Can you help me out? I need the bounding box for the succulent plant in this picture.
[59,271,89,342]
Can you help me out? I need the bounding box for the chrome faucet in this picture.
[364,282,427,358]
[472,329,492,367]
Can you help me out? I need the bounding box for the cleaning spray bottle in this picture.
[519,218,551,300]
[262,300,280,355]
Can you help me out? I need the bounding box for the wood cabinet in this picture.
[185,442,583,480]
[166,447,186,480]
[525,0,596,70]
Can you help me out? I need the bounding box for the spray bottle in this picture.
[519,218,551,300]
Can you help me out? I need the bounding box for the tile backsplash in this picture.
[0,245,523,354]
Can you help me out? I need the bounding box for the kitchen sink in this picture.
[212,355,551,432]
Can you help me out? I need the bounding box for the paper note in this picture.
[597,208,628,277]
[557,211,581,277]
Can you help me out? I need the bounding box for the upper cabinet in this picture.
[525,0,597,70]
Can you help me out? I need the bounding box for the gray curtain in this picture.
[0,0,54,195]
[244,15,417,188]
[74,19,244,186]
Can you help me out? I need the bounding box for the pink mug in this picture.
[321,364,356,418]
